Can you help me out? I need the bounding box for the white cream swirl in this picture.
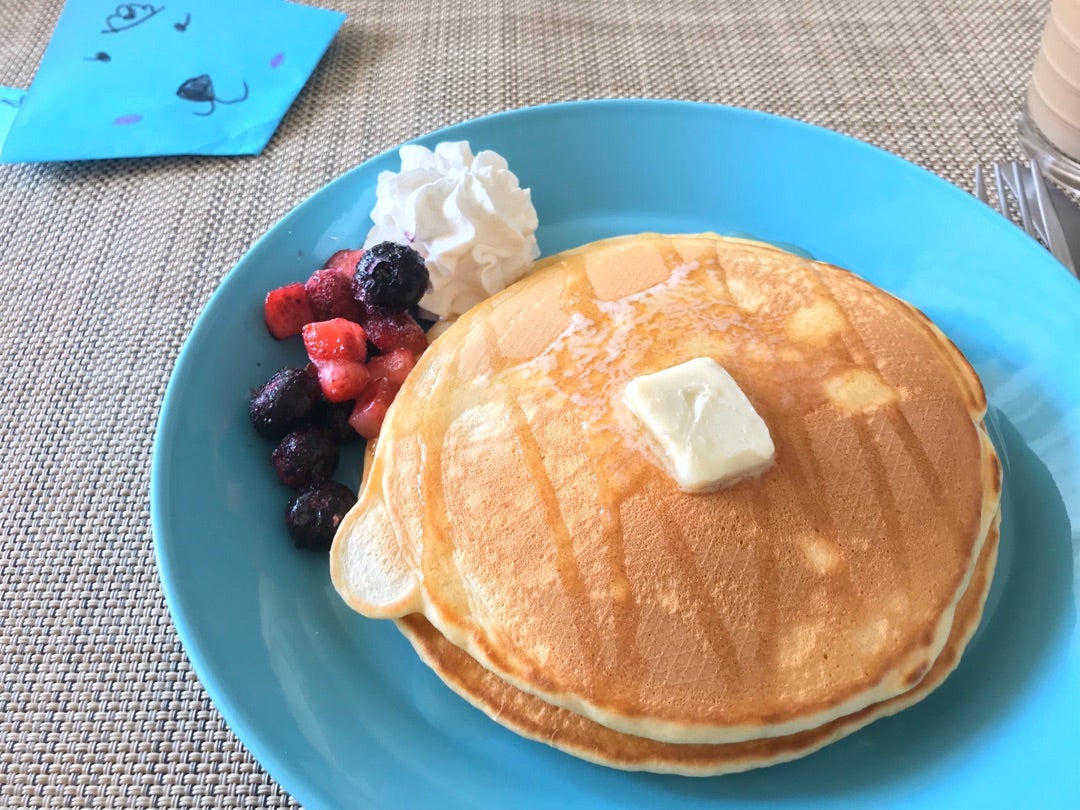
[364,141,540,320]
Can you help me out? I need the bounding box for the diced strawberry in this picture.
[348,378,396,439]
[324,249,364,275]
[315,360,371,403]
[264,283,314,340]
[302,318,368,364]
[305,268,366,323]
[362,310,428,357]
[366,348,417,389]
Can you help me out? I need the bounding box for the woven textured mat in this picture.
[0,0,1048,806]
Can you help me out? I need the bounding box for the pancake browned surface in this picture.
[395,514,999,774]
[332,233,1001,745]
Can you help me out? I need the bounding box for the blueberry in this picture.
[312,398,360,445]
[250,367,321,439]
[285,481,357,551]
[354,242,430,312]
[271,428,339,488]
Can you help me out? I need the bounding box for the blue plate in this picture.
[151,99,1080,808]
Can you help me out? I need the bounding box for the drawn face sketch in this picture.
[0,0,346,162]
[101,4,163,34]
[176,75,250,116]
[85,7,252,119]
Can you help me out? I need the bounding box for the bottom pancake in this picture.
[395,514,1000,775]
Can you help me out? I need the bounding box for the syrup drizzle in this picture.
[720,247,873,698]
[783,262,986,668]
[558,252,647,695]
[504,393,602,689]
[412,349,471,623]
[650,499,742,680]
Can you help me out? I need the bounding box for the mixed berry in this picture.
[353,241,430,311]
[250,242,432,550]
[271,428,339,489]
[249,367,322,439]
[286,482,361,552]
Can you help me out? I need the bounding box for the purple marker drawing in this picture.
[102,4,162,34]
[270,53,285,69]
[113,113,143,125]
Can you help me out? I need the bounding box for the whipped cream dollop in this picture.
[364,141,540,320]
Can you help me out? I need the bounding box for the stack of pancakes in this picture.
[331,233,1002,774]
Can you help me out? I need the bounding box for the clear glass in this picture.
[1019,0,1080,192]
[1019,102,1080,192]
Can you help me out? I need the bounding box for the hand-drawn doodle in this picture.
[270,53,285,68]
[84,52,112,62]
[113,113,143,125]
[174,13,191,32]
[1,95,23,109]
[176,75,250,116]
[101,4,163,34]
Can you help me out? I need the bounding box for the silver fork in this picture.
[973,161,1077,277]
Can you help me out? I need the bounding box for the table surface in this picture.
[0,0,1052,806]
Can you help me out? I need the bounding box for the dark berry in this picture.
[313,399,360,444]
[271,428,339,488]
[285,481,357,551]
[250,367,321,439]
[354,242,430,312]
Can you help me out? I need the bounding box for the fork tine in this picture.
[1003,161,1038,236]
[1026,162,1077,275]
[992,163,1011,218]
[973,164,988,204]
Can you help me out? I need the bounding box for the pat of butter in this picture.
[623,357,775,492]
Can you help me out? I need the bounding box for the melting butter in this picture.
[622,357,775,492]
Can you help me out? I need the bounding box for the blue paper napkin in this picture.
[1,0,345,163]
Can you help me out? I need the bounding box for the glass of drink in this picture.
[1019,0,1080,190]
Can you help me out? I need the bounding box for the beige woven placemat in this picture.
[0,0,1048,806]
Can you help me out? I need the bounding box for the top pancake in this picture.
[332,233,1001,744]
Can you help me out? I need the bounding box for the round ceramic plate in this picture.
[151,99,1080,808]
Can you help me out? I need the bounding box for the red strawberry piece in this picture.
[324,248,364,275]
[264,283,314,340]
[366,348,417,389]
[362,310,428,357]
[315,360,371,403]
[348,378,396,439]
[302,318,368,364]
[305,268,366,323]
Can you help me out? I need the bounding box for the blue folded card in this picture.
[1,0,345,163]
[0,88,27,147]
